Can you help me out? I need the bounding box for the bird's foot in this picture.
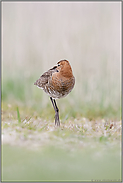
[55,112,60,126]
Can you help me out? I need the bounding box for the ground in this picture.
[1,106,121,181]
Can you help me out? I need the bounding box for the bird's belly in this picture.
[44,77,75,99]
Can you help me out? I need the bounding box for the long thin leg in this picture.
[50,97,56,111]
[50,97,60,126]
[53,99,60,126]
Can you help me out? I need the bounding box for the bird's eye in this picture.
[58,64,60,67]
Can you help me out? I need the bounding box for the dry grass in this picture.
[2,114,121,150]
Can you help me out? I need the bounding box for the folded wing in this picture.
[34,66,58,88]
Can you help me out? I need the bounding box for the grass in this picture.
[2,113,122,181]
[2,144,121,181]
[1,70,121,121]
[1,62,121,181]
[16,107,21,124]
[1,108,121,181]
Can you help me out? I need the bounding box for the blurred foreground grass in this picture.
[2,144,121,181]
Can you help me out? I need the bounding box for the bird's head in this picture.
[56,60,73,78]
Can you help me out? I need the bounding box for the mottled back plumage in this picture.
[34,66,58,88]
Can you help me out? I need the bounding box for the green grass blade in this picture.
[17,107,21,123]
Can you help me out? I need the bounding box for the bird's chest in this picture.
[50,75,69,92]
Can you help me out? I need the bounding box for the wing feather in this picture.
[34,66,58,88]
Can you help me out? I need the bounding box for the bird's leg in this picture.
[53,99,60,126]
[50,97,60,126]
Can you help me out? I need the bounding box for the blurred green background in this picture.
[2,2,121,120]
[1,2,121,181]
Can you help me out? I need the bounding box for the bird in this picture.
[34,59,75,126]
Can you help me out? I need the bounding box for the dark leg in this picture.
[50,97,60,126]
[53,99,60,126]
